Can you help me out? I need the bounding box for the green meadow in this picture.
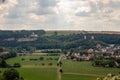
[1,55,58,80]
[17,68,57,80]
[62,60,120,80]
[0,55,120,80]
[62,60,120,76]
[6,55,58,67]
[62,74,95,80]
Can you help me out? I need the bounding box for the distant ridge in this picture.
[0,30,120,35]
[46,30,120,35]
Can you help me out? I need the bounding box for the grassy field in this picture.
[17,68,57,80]
[62,60,120,76]
[62,74,96,80]
[6,55,59,67]
[0,68,57,80]
[62,60,120,80]
[44,31,83,36]
[4,55,58,80]
[1,55,120,80]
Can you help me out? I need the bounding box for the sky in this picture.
[0,0,120,31]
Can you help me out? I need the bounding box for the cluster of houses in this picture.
[95,44,120,58]
[65,44,120,61]
[65,52,94,61]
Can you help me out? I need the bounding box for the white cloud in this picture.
[0,0,119,31]
[29,13,48,22]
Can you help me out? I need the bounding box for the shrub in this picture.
[39,57,44,60]
[21,58,25,61]
[42,63,45,66]
[3,68,19,80]
[13,63,21,68]
[48,63,52,66]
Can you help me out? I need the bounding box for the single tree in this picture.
[13,63,21,68]
[3,68,19,80]
[0,58,7,68]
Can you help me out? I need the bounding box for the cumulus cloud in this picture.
[0,0,119,31]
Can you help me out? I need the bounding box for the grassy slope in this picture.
[63,60,120,76]
[62,74,96,80]
[17,68,57,80]
[5,55,58,80]
[6,55,59,66]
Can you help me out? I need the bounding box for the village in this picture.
[65,44,120,61]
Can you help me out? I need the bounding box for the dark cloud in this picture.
[0,0,5,3]
[108,1,120,9]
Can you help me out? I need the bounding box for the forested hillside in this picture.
[0,30,120,50]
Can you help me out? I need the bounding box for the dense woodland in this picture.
[0,30,120,50]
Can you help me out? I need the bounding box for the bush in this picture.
[93,60,115,68]
[42,63,45,66]
[29,58,38,61]
[59,69,63,73]
[13,63,21,68]
[39,57,44,60]
[48,63,52,66]
[0,58,7,68]
[21,58,25,61]
[3,68,19,80]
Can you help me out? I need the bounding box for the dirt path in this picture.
[57,67,61,80]
[57,55,62,80]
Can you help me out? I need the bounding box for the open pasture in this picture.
[6,55,59,67]
[62,60,120,80]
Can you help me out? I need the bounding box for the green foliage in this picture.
[13,63,21,68]
[9,49,17,57]
[0,47,4,52]
[41,49,61,53]
[27,46,36,54]
[48,63,53,66]
[3,68,19,80]
[0,31,119,50]
[92,58,120,68]
[0,58,7,68]
[41,63,45,66]
[39,57,44,60]
[53,31,58,36]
